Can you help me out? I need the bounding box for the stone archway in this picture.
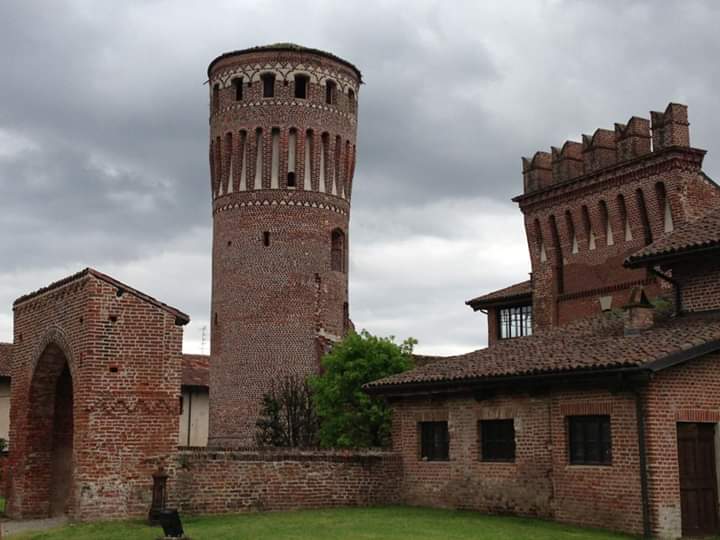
[25,343,75,517]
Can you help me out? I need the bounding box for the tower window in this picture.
[287,172,296,187]
[348,89,356,113]
[261,73,276,98]
[232,78,243,101]
[263,231,271,246]
[294,74,309,99]
[212,83,220,113]
[331,228,345,272]
[325,80,337,105]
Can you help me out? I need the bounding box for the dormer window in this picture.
[261,73,275,98]
[498,305,532,340]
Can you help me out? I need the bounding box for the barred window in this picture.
[480,419,515,462]
[498,305,532,339]
[568,415,612,465]
[419,421,449,461]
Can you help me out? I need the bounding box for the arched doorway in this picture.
[26,343,74,517]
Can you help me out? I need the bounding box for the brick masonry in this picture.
[6,270,186,520]
[163,449,400,514]
[207,46,360,447]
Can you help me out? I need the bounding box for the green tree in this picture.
[255,376,320,448]
[310,330,415,448]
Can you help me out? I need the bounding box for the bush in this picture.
[255,376,320,448]
[311,330,415,448]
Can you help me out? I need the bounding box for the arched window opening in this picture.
[287,128,297,188]
[655,182,674,233]
[348,89,356,113]
[212,83,220,113]
[599,200,614,246]
[325,80,337,105]
[581,205,596,250]
[294,74,309,99]
[635,188,653,245]
[534,219,547,263]
[223,132,234,195]
[253,128,263,189]
[565,210,578,254]
[331,229,345,272]
[232,78,243,101]
[549,215,564,293]
[304,129,314,190]
[209,140,216,193]
[617,194,632,241]
[261,73,275,98]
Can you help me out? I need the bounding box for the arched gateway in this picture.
[6,268,189,520]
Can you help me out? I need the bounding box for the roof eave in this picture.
[625,243,720,268]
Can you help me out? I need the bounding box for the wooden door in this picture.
[678,422,719,536]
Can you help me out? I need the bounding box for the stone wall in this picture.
[165,449,401,514]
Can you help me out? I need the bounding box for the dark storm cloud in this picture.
[1,0,720,353]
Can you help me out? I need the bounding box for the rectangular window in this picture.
[420,421,449,461]
[262,73,275,98]
[568,415,612,465]
[498,304,532,340]
[480,419,515,462]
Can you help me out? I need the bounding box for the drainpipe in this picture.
[634,389,652,538]
[648,267,681,316]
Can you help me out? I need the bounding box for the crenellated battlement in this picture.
[522,103,692,194]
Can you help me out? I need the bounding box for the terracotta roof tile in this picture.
[466,280,532,309]
[626,206,720,266]
[0,343,11,378]
[366,310,720,391]
[182,354,209,387]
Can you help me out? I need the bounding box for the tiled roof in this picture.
[13,268,190,325]
[366,310,720,391]
[626,206,720,266]
[466,280,532,309]
[0,343,11,378]
[182,354,209,387]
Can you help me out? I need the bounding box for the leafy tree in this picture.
[255,376,320,448]
[310,330,415,448]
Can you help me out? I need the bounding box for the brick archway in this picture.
[25,342,75,517]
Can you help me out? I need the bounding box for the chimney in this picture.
[623,287,654,336]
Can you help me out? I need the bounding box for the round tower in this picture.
[206,44,361,447]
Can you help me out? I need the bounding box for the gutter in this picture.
[634,389,652,538]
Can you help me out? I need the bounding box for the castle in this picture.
[2,44,720,539]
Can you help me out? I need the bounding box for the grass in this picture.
[8,507,634,540]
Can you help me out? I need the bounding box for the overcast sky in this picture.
[1,0,719,355]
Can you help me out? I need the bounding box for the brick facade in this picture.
[6,269,187,520]
[164,449,400,514]
[390,388,644,534]
[207,45,360,447]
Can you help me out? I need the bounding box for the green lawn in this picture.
[10,507,634,539]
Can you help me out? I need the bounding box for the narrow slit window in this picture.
[565,210,578,254]
[617,194,633,241]
[635,188,653,245]
[655,182,674,233]
[294,74,309,99]
[599,200,613,245]
[348,89,356,113]
[261,73,275,98]
[263,231,270,247]
[581,205,596,250]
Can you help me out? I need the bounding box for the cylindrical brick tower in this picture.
[206,44,361,447]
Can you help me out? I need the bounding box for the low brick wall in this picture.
[166,448,401,515]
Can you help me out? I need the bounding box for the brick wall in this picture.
[643,351,720,538]
[7,271,184,520]
[390,388,644,534]
[164,449,400,514]
[516,104,720,333]
[671,257,720,313]
[207,47,360,447]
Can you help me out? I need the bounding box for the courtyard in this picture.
[10,507,631,539]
